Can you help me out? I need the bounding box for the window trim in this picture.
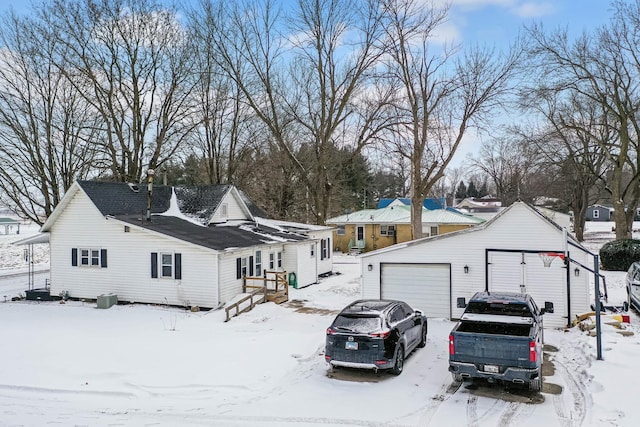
[380,225,396,236]
[255,251,262,276]
[336,225,346,236]
[73,247,107,268]
[151,252,181,279]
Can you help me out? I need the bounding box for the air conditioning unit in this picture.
[97,293,118,309]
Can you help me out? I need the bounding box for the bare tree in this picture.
[45,0,197,183]
[470,135,540,206]
[187,4,260,186]
[381,0,521,239]
[517,88,611,241]
[190,0,392,224]
[527,1,640,239]
[0,12,100,223]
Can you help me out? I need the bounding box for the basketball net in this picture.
[539,252,566,267]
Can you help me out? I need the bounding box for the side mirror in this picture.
[541,301,554,314]
[457,297,466,308]
[414,309,423,317]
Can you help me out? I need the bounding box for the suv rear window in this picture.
[332,315,382,333]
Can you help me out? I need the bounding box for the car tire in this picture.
[417,324,427,348]
[390,346,404,376]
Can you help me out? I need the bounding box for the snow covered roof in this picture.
[41,180,314,252]
[326,205,483,225]
[111,214,307,252]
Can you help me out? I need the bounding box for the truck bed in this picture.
[456,321,531,336]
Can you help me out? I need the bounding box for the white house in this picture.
[360,202,592,328]
[35,180,333,309]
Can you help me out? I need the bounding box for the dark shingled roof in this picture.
[114,214,306,251]
[78,180,269,223]
[78,180,173,216]
[75,180,300,251]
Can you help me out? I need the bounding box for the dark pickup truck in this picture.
[448,291,553,391]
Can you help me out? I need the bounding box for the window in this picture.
[337,225,345,236]
[124,226,130,232]
[380,225,395,236]
[310,244,315,258]
[277,251,282,269]
[269,252,275,270]
[320,238,330,260]
[236,256,254,279]
[241,257,247,277]
[255,251,262,276]
[161,253,173,277]
[430,226,438,236]
[72,248,107,268]
[151,252,181,279]
[593,209,600,219]
[221,203,228,218]
[80,249,90,266]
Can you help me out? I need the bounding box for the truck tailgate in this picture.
[452,332,533,367]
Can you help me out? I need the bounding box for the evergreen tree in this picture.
[455,181,467,200]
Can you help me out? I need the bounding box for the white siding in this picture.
[218,245,287,303]
[285,242,317,288]
[49,191,219,308]
[210,190,249,223]
[306,230,334,275]
[361,203,590,327]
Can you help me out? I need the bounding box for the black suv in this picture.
[325,299,428,375]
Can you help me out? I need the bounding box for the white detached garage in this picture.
[360,202,591,328]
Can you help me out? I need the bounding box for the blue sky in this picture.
[0,0,615,38]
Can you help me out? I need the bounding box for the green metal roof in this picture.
[0,217,19,224]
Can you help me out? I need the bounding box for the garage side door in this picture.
[488,251,567,328]
[381,263,451,319]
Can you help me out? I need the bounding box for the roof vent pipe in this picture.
[146,169,155,221]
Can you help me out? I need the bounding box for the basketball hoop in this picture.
[539,252,565,268]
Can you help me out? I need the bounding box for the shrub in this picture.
[599,239,640,271]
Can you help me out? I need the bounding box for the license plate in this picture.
[484,364,499,373]
[345,341,358,350]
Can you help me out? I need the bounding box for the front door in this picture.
[356,225,365,249]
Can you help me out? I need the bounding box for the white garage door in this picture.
[488,251,567,328]
[381,263,451,319]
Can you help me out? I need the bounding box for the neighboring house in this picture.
[455,197,504,221]
[360,202,590,329]
[32,180,333,309]
[377,197,447,210]
[326,204,484,254]
[586,204,613,221]
[0,217,20,234]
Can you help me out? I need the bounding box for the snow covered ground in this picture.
[0,219,639,426]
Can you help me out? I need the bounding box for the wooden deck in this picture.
[224,271,289,321]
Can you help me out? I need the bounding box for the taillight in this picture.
[371,330,391,338]
[326,327,335,335]
[449,335,455,355]
[529,341,537,362]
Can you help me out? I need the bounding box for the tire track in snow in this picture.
[552,352,591,426]
[412,379,462,425]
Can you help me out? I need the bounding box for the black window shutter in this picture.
[328,238,331,258]
[249,256,254,276]
[174,253,182,279]
[321,240,325,260]
[151,252,158,278]
[236,258,242,279]
[100,249,107,268]
[71,248,78,266]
